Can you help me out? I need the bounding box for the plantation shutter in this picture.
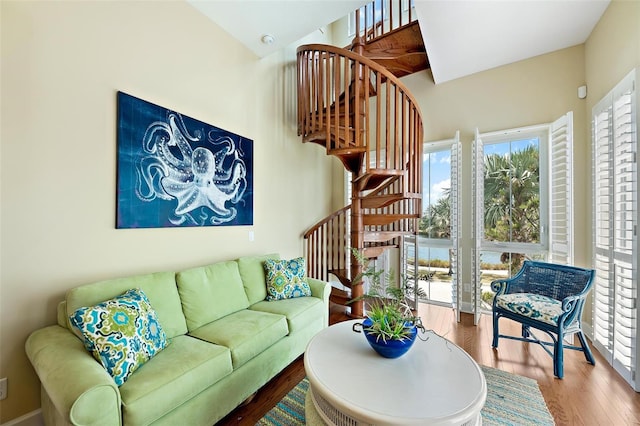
[592,98,614,362]
[472,128,484,325]
[451,131,462,322]
[549,112,574,265]
[592,69,638,390]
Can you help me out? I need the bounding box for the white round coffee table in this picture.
[304,320,487,425]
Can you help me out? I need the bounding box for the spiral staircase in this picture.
[297,1,427,317]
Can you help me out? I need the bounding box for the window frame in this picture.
[409,135,460,311]
[479,124,550,256]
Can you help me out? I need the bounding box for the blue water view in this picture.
[407,237,502,265]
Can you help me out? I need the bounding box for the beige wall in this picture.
[585,0,640,107]
[0,1,335,422]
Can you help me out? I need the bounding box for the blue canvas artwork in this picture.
[116,92,253,228]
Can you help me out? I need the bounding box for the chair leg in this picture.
[492,312,499,348]
[577,331,596,365]
[554,332,564,379]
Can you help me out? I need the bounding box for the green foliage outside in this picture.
[484,145,540,274]
[419,145,539,276]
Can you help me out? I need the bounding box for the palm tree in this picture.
[484,145,539,273]
[420,188,451,239]
[420,189,453,274]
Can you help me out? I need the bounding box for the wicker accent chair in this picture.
[491,260,596,378]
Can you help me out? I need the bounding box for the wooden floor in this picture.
[218,303,640,425]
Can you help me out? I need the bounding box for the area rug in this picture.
[256,365,554,425]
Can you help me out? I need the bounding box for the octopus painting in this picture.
[117,92,253,228]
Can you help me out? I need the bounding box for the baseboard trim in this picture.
[1,409,43,426]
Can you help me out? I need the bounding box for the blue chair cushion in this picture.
[495,293,562,326]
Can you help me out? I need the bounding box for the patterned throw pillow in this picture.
[69,288,168,386]
[264,257,312,301]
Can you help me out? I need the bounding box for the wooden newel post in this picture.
[350,179,364,318]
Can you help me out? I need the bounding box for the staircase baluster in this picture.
[298,23,424,314]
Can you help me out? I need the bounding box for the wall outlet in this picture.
[0,377,7,400]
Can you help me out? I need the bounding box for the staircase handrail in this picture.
[297,43,423,130]
[297,43,424,191]
[303,205,351,282]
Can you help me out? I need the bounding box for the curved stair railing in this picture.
[298,42,423,317]
[303,206,352,306]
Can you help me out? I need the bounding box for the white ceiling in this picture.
[188,0,610,84]
[188,0,369,58]
[416,0,611,83]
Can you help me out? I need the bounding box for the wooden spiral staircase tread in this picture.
[329,287,351,306]
[361,192,421,209]
[363,213,419,226]
[354,169,403,191]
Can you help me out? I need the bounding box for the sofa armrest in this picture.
[308,278,330,327]
[26,325,122,426]
[308,277,330,302]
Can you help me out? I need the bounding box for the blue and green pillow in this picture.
[69,288,168,386]
[264,257,312,301]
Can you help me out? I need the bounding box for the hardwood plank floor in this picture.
[218,303,640,425]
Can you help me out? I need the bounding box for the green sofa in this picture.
[25,253,330,426]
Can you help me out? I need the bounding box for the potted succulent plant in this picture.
[350,248,426,358]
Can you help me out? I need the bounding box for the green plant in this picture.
[481,290,495,304]
[350,248,426,342]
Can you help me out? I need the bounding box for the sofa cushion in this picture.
[250,296,324,333]
[66,271,187,339]
[189,310,288,369]
[264,257,312,301]
[176,261,250,331]
[237,253,280,304]
[119,335,232,426]
[69,288,169,386]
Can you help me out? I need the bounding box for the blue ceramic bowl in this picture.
[362,318,418,358]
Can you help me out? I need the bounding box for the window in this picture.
[347,0,415,37]
[592,69,638,390]
[411,136,459,307]
[348,0,386,37]
[402,133,463,318]
[482,132,546,244]
[473,113,573,323]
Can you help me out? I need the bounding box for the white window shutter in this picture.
[549,112,574,265]
[472,128,484,325]
[451,131,462,322]
[592,69,638,390]
[611,74,637,387]
[592,99,615,359]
